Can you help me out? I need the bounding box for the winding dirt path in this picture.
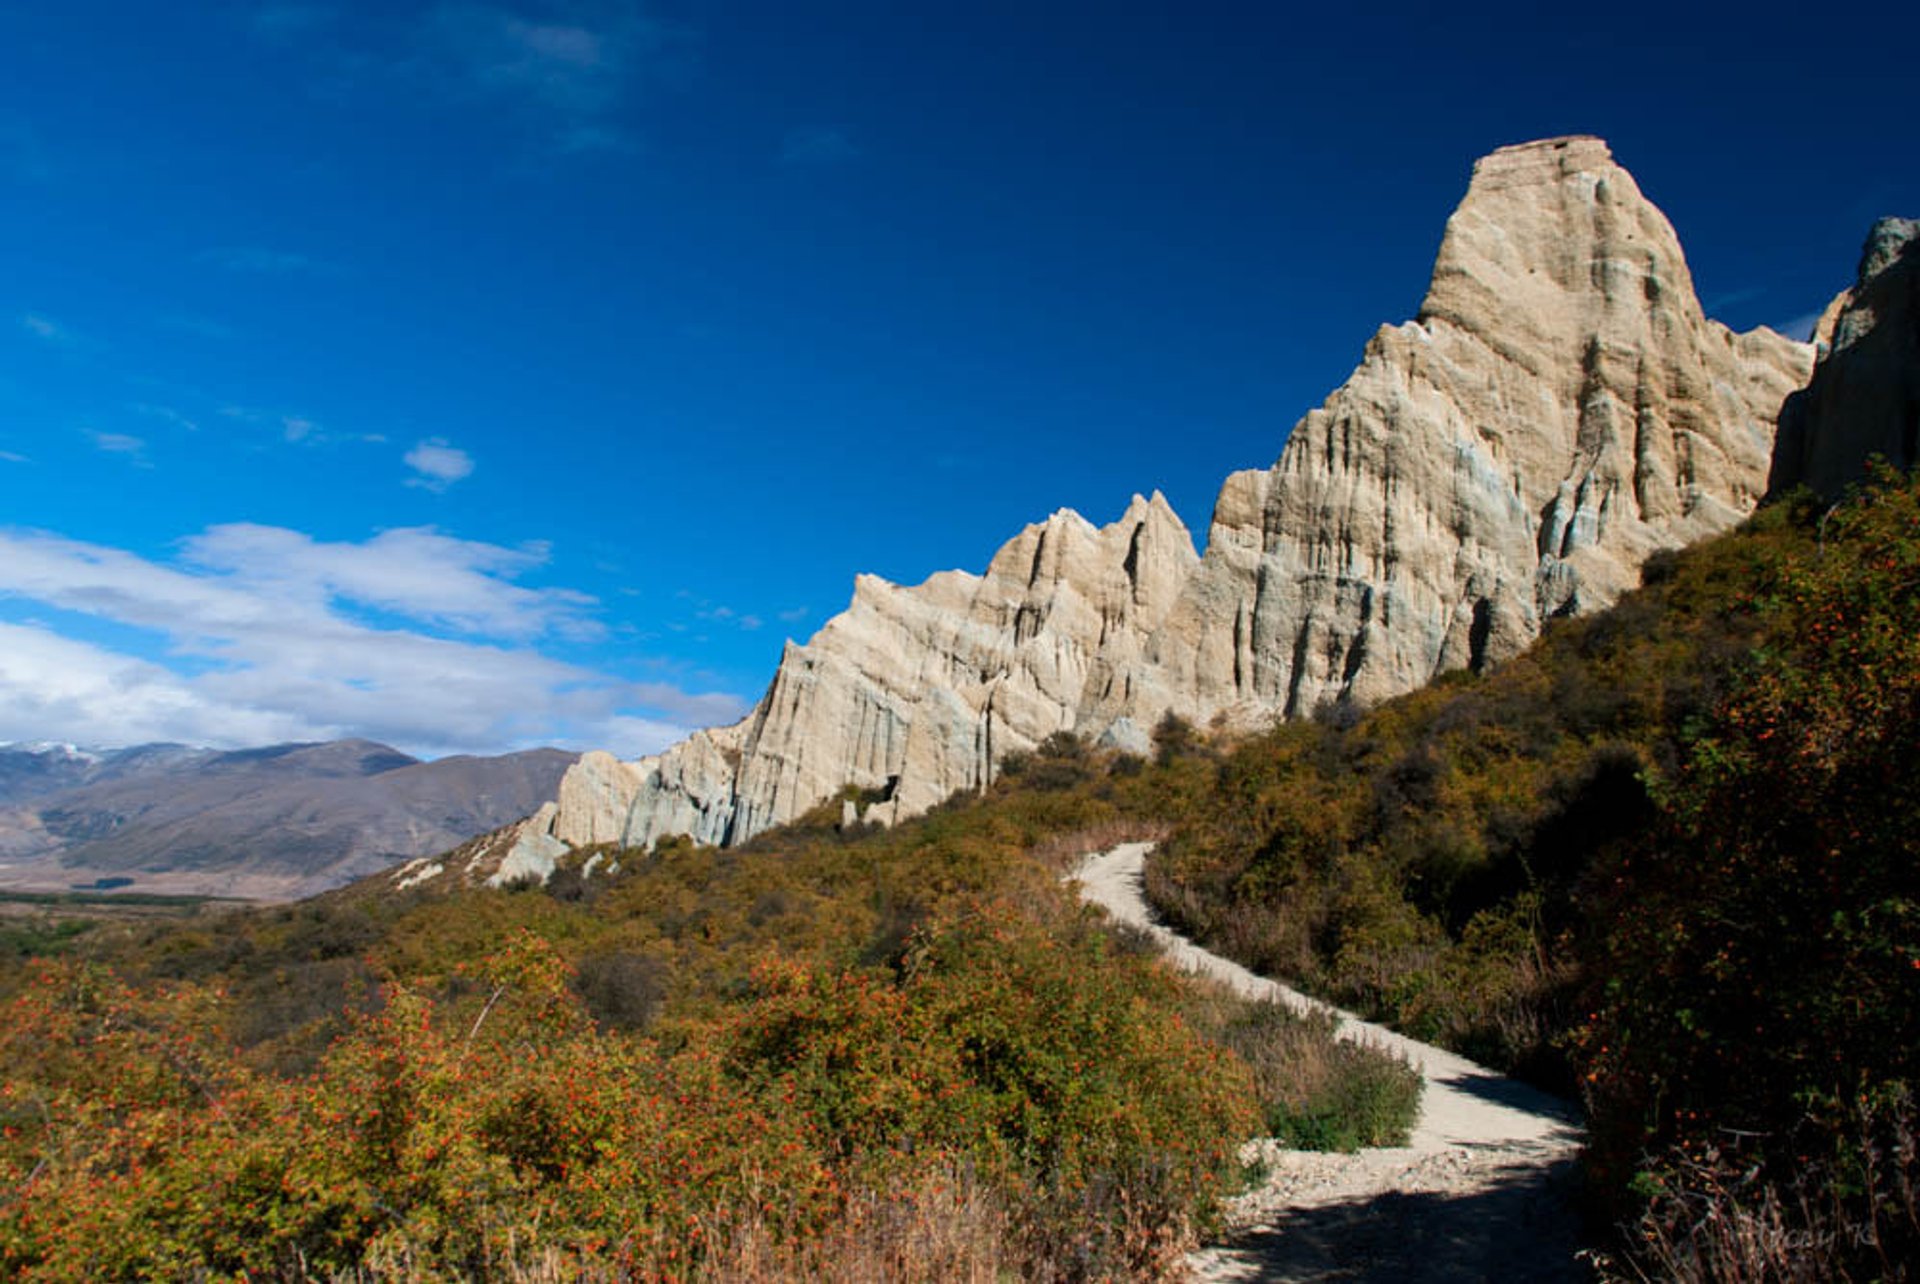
[1074,842,1591,1282]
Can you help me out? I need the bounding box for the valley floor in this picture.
[1074,843,1590,1282]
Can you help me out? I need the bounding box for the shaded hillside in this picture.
[0,740,577,899]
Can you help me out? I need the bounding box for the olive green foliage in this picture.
[1575,468,1920,1275]
[0,915,94,959]
[1145,471,1920,1274]
[1179,991,1420,1152]
[1145,500,1786,1082]
[0,728,1415,1280]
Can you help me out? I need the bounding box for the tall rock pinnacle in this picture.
[1105,136,1812,722]
[522,136,1813,859]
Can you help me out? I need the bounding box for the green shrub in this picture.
[1179,988,1419,1152]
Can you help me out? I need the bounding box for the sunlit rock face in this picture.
[526,136,1812,855]
[1108,135,1811,724]
[521,493,1200,850]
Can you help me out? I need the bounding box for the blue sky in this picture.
[1,1,1914,758]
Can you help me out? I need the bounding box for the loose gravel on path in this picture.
[1074,842,1592,1282]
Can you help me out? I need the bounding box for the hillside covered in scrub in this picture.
[1149,468,1920,1276]
[3,469,1919,1277]
[0,752,1421,1280]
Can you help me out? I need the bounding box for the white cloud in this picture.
[0,524,748,757]
[0,621,317,749]
[587,714,707,759]
[404,437,474,489]
[0,450,26,464]
[179,523,595,639]
[777,606,808,623]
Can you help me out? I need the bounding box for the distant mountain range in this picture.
[0,739,576,900]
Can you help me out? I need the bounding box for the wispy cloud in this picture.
[0,523,746,756]
[777,606,808,623]
[0,450,26,464]
[249,2,337,40]
[20,314,73,343]
[216,403,382,450]
[130,403,199,432]
[426,3,668,114]
[404,437,474,490]
[1768,311,1824,343]
[198,246,336,275]
[682,595,778,635]
[87,431,149,464]
[780,125,859,167]
[1703,285,1767,314]
[243,2,693,158]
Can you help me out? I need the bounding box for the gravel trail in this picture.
[1074,842,1591,1282]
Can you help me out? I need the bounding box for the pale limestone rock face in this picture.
[488,824,567,888]
[549,751,645,848]
[1113,136,1812,722]
[540,136,1814,852]
[541,494,1199,848]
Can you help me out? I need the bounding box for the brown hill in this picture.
[0,739,576,900]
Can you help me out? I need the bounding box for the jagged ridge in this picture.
[518,136,1813,864]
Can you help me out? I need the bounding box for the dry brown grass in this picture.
[1030,820,1172,877]
[315,1162,1199,1282]
[1599,1089,1920,1284]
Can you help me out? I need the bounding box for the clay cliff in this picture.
[516,136,1813,862]
[1769,217,1920,500]
[1088,135,1811,726]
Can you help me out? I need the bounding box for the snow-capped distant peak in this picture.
[0,741,103,763]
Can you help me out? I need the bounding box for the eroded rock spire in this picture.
[516,136,1812,863]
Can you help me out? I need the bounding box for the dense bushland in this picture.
[0,740,1415,1280]
[1146,470,1920,1276]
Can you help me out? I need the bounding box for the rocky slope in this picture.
[522,135,1812,860]
[0,740,576,900]
[1769,216,1920,499]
